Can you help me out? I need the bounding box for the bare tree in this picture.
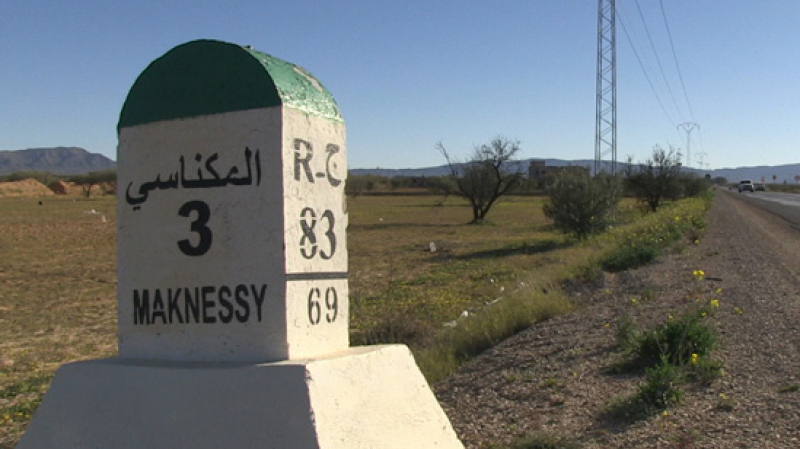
[624,146,683,211]
[436,136,524,223]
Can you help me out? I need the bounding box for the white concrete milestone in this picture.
[18,346,465,449]
[116,41,348,362]
[16,40,465,449]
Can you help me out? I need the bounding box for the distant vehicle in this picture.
[754,183,766,192]
[738,180,755,193]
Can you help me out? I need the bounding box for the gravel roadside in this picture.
[435,190,800,448]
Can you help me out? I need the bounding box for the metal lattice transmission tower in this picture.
[677,122,699,169]
[595,0,617,174]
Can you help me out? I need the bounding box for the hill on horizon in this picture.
[350,158,800,184]
[0,147,116,176]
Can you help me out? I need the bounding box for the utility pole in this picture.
[677,122,699,169]
[595,0,617,174]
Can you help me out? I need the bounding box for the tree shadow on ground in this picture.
[451,239,571,261]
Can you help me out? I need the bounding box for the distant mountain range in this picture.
[351,158,800,184]
[2,148,798,184]
[0,147,116,176]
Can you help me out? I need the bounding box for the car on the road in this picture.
[738,180,755,193]
[754,183,766,192]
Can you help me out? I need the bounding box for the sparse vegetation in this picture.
[633,308,716,367]
[0,189,711,446]
[543,170,622,240]
[625,146,710,212]
[605,267,726,423]
[66,170,117,197]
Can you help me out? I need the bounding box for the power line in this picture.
[659,0,697,123]
[633,0,686,123]
[617,11,677,127]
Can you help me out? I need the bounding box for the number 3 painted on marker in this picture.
[178,200,213,256]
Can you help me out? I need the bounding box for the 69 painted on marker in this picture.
[308,286,338,325]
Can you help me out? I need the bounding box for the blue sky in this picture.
[1,1,798,170]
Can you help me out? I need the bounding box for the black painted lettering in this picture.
[299,207,318,259]
[133,290,151,325]
[251,284,267,322]
[132,282,268,326]
[234,284,250,323]
[177,201,213,257]
[325,144,342,187]
[293,139,314,182]
[151,289,167,324]
[325,287,338,323]
[168,288,184,324]
[201,285,216,324]
[308,288,321,325]
[218,285,234,323]
[185,287,200,323]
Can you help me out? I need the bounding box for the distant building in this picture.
[528,160,589,182]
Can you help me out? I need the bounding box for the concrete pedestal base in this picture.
[17,345,464,449]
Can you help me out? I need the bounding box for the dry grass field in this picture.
[0,192,707,447]
[3,194,570,446]
[1,197,117,447]
[348,195,572,346]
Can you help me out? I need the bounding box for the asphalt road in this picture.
[723,188,800,230]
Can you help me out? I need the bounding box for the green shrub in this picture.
[638,358,683,409]
[543,170,622,239]
[614,314,640,352]
[600,241,660,272]
[634,309,716,368]
[679,174,711,198]
[685,354,725,385]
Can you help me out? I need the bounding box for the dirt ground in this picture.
[435,190,800,448]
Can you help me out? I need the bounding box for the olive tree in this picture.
[543,169,622,239]
[436,136,524,223]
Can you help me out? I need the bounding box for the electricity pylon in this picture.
[677,122,699,169]
[595,0,617,174]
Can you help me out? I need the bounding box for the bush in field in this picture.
[543,170,622,239]
[624,146,685,211]
[678,174,711,198]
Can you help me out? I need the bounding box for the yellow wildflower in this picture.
[710,299,720,308]
[691,353,699,364]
